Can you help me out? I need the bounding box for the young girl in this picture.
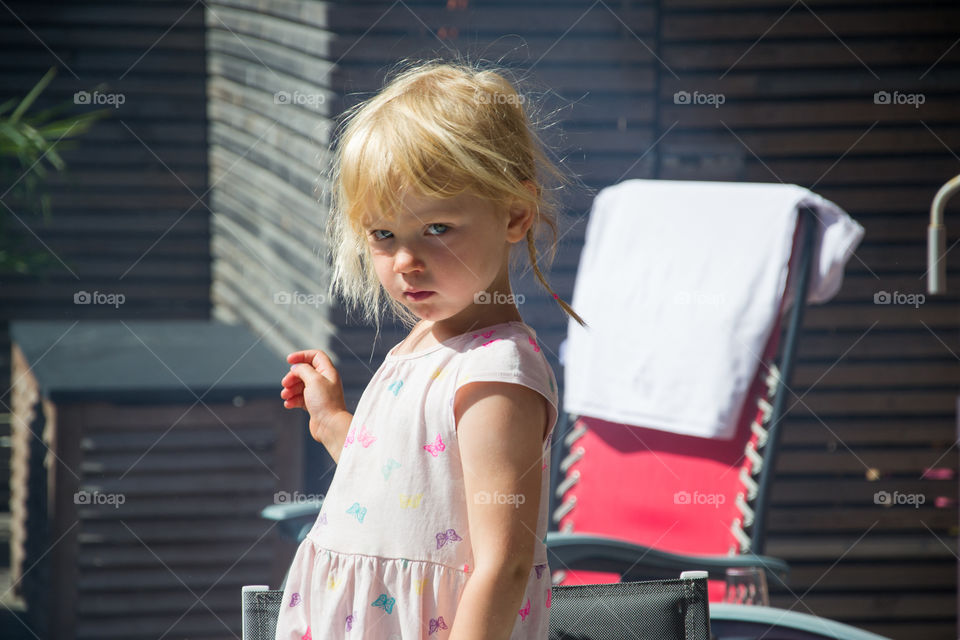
[276,60,587,640]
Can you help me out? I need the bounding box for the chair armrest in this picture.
[546,531,789,584]
[260,500,324,542]
[710,604,891,640]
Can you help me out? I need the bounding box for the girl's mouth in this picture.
[404,291,434,301]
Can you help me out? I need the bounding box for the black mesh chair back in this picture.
[241,586,282,640]
[241,575,710,640]
[548,576,709,639]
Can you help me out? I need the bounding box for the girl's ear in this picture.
[505,181,538,243]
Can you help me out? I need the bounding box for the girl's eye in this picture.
[370,224,448,241]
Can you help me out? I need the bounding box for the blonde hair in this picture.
[325,59,587,333]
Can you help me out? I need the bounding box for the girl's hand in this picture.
[282,349,349,446]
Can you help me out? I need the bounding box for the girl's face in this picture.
[364,188,525,328]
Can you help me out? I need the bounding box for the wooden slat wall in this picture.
[203,0,349,507]
[0,1,211,319]
[656,1,960,637]
[204,0,341,361]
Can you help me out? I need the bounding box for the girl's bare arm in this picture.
[312,409,353,464]
[448,380,547,640]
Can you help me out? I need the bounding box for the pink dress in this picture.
[274,321,560,640]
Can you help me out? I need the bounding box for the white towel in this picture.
[561,179,865,440]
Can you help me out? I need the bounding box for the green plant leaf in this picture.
[36,112,105,139]
[0,98,17,117]
[0,120,29,150]
[22,101,74,127]
[42,145,65,172]
[1,66,111,277]
[10,67,57,124]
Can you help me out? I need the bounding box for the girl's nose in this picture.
[393,246,423,273]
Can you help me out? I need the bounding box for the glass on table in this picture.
[723,566,770,606]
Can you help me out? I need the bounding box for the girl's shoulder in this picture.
[452,320,560,438]
[454,321,553,386]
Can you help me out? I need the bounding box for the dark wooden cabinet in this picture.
[9,319,304,639]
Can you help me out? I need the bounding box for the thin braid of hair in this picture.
[525,229,588,328]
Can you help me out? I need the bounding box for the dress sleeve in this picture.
[451,331,560,443]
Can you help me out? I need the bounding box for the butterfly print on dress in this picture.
[428,616,448,634]
[371,593,396,614]
[423,433,445,457]
[518,598,531,621]
[346,502,367,523]
[435,528,462,549]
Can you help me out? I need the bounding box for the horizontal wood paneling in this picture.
[0,1,211,320]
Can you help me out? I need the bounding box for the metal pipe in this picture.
[928,174,960,294]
